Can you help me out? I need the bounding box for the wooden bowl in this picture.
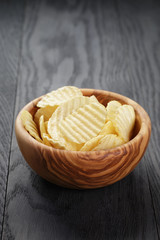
[15,89,151,189]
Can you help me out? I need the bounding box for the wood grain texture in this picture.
[116,0,160,237]
[0,0,24,237]
[15,89,151,189]
[1,0,159,239]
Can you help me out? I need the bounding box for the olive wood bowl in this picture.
[15,89,151,189]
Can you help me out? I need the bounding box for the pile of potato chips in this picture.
[21,86,135,151]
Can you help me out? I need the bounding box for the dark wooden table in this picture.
[0,0,160,239]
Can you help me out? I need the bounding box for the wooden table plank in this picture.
[2,0,159,239]
[116,0,160,238]
[0,0,25,237]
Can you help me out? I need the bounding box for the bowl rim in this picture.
[15,88,151,156]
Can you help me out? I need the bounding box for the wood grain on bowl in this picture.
[15,89,151,189]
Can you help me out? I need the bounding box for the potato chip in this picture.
[42,133,52,146]
[80,135,103,151]
[42,133,83,150]
[59,100,107,144]
[22,86,135,151]
[44,121,48,132]
[93,134,124,150]
[34,106,57,126]
[21,110,42,143]
[64,139,84,151]
[99,120,116,136]
[43,133,66,149]
[39,115,47,140]
[113,105,135,142]
[48,96,94,141]
[37,86,83,108]
[38,116,81,150]
[106,100,122,121]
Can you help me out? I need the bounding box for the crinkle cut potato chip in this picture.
[39,115,47,140]
[47,95,95,141]
[21,86,136,151]
[59,100,107,144]
[43,133,66,149]
[93,134,124,151]
[44,121,48,131]
[34,106,57,127]
[99,120,116,136]
[39,116,66,149]
[40,117,82,150]
[113,105,135,142]
[43,133,83,151]
[37,86,83,108]
[42,133,52,147]
[106,100,122,121]
[80,135,103,151]
[21,110,42,143]
[64,138,84,151]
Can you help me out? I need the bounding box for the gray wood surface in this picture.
[0,0,24,236]
[117,0,160,237]
[0,0,160,239]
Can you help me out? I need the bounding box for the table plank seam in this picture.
[115,0,160,238]
[0,1,26,238]
[1,0,159,239]
[145,160,160,240]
